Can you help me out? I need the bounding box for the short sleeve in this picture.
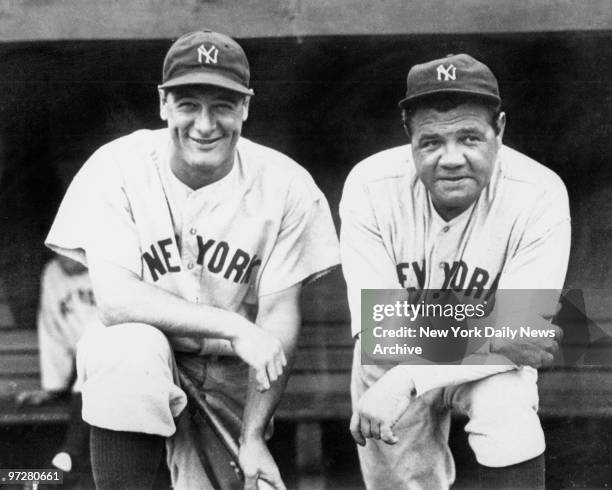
[45,145,142,275]
[257,173,340,296]
[499,185,571,291]
[340,172,402,337]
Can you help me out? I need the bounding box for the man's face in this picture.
[409,103,505,221]
[159,85,249,187]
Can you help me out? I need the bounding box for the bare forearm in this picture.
[88,258,250,340]
[241,365,293,441]
[395,364,516,397]
[86,256,289,392]
[241,285,301,440]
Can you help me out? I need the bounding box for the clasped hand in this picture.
[491,320,563,368]
[350,372,414,446]
[232,326,287,392]
[239,437,286,490]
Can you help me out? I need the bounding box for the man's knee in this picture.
[459,370,545,467]
[77,323,186,436]
[78,323,173,379]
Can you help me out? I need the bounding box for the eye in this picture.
[419,139,439,150]
[214,102,238,112]
[177,101,197,110]
[462,134,482,144]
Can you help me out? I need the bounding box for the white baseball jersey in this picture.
[46,129,340,353]
[340,143,571,394]
[38,258,99,391]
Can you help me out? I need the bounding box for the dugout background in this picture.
[0,31,611,328]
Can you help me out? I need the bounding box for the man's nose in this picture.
[438,142,466,167]
[194,108,215,133]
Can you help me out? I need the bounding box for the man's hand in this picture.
[491,321,563,368]
[231,325,287,393]
[15,389,62,406]
[238,437,286,490]
[350,371,414,446]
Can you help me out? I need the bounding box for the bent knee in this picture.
[77,322,173,380]
[464,369,539,416]
[461,371,544,466]
[77,323,186,435]
[468,423,545,467]
[467,403,544,466]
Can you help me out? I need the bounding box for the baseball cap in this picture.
[398,54,500,109]
[159,30,254,96]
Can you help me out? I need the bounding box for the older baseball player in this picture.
[46,29,339,490]
[340,54,570,489]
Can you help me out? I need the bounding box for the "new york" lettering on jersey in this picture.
[141,235,261,284]
[396,260,501,299]
[59,288,96,317]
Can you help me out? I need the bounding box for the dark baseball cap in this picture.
[398,54,500,109]
[159,30,254,96]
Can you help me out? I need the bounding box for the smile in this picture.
[188,135,223,146]
[438,176,471,182]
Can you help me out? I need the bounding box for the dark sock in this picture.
[90,426,165,490]
[151,452,172,490]
[477,453,545,489]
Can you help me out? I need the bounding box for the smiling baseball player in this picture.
[340,54,570,489]
[46,29,339,490]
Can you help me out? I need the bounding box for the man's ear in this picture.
[401,110,411,140]
[242,96,251,122]
[158,88,168,121]
[496,112,506,143]
[403,121,411,140]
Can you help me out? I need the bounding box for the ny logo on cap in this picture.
[197,44,219,64]
[437,64,456,81]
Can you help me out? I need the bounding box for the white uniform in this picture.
[340,144,570,489]
[46,128,340,489]
[38,258,99,392]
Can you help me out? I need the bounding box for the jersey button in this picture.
[442,226,450,232]
[187,263,194,270]
[190,228,197,235]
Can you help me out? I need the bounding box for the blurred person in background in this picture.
[16,254,102,485]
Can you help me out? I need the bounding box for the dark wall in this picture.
[1,31,611,326]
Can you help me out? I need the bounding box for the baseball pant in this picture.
[76,322,250,490]
[351,341,544,490]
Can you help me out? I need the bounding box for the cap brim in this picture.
[159,72,254,96]
[398,89,500,109]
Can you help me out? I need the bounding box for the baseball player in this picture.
[45,30,340,490]
[340,54,570,489]
[16,254,100,478]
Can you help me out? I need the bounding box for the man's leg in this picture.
[166,354,250,490]
[450,367,545,489]
[90,426,165,489]
[77,323,187,489]
[350,341,454,490]
[476,453,545,489]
